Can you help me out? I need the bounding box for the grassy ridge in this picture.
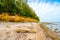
[0,0,39,21]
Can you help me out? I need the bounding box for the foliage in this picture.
[0,0,39,21]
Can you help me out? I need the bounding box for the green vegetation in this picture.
[0,0,39,21]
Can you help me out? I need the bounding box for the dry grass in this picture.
[0,13,38,22]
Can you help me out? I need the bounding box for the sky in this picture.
[28,0,60,22]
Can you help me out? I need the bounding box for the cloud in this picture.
[28,1,60,22]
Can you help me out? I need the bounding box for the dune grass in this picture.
[0,13,38,22]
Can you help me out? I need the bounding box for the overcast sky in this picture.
[28,0,60,22]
